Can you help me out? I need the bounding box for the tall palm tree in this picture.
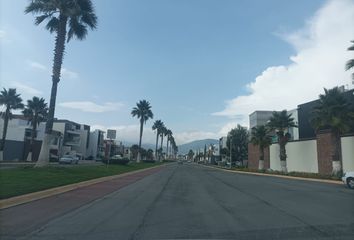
[25,0,98,167]
[311,87,353,175]
[0,88,24,161]
[165,129,172,159]
[267,110,297,173]
[23,97,48,161]
[152,120,164,160]
[159,126,167,159]
[251,125,272,170]
[346,40,354,80]
[131,100,153,162]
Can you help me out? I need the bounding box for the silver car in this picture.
[59,155,79,164]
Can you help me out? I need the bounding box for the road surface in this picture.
[1,163,353,239]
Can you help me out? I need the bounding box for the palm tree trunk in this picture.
[27,117,37,162]
[160,135,164,161]
[166,138,169,159]
[137,119,143,163]
[155,131,159,160]
[36,15,67,167]
[0,108,9,161]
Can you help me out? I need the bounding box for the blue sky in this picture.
[1,0,353,144]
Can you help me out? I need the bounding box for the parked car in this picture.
[342,171,354,189]
[59,155,79,164]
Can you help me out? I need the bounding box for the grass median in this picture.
[0,162,163,199]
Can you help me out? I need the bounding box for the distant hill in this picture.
[178,139,219,155]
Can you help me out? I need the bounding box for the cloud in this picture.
[11,81,43,95]
[90,124,157,144]
[61,68,79,79]
[213,0,354,128]
[28,61,47,71]
[27,61,79,79]
[58,101,124,113]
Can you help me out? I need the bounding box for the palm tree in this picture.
[22,97,48,161]
[251,125,272,170]
[165,129,172,159]
[311,87,353,175]
[131,100,153,162]
[159,126,167,159]
[267,110,297,172]
[0,88,24,161]
[152,120,164,160]
[346,40,354,80]
[25,0,97,167]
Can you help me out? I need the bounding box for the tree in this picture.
[250,125,272,170]
[311,87,354,175]
[226,125,249,166]
[130,144,140,161]
[146,149,154,160]
[187,149,194,160]
[267,110,297,172]
[165,129,172,159]
[0,88,24,160]
[159,126,167,159]
[131,100,153,162]
[152,120,164,160]
[25,0,97,167]
[346,40,354,79]
[23,97,48,161]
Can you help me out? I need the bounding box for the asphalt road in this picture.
[1,163,354,239]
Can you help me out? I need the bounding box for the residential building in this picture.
[52,119,90,159]
[87,129,105,160]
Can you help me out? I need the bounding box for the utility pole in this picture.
[229,137,232,169]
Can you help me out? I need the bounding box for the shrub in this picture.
[102,157,130,165]
[142,160,156,163]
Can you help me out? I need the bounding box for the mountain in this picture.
[178,139,219,155]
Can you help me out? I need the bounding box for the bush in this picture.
[142,160,156,163]
[102,157,130,165]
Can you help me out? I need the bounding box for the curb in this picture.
[201,164,343,185]
[0,164,168,210]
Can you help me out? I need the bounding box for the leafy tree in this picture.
[226,125,249,166]
[23,97,48,161]
[152,120,164,160]
[25,0,98,167]
[131,100,153,162]
[187,149,194,160]
[0,88,24,160]
[250,125,272,170]
[311,87,354,175]
[346,40,354,79]
[130,144,140,161]
[267,110,297,172]
[146,149,154,160]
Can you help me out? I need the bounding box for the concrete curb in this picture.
[201,164,343,185]
[0,164,168,210]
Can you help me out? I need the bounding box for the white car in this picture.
[59,155,79,164]
[342,171,354,189]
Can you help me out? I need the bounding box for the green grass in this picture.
[0,162,162,199]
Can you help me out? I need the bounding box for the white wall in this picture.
[286,140,318,173]
[270,140,318,173]
[342,136,354,172]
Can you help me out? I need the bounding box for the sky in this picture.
[1,0,354,145]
